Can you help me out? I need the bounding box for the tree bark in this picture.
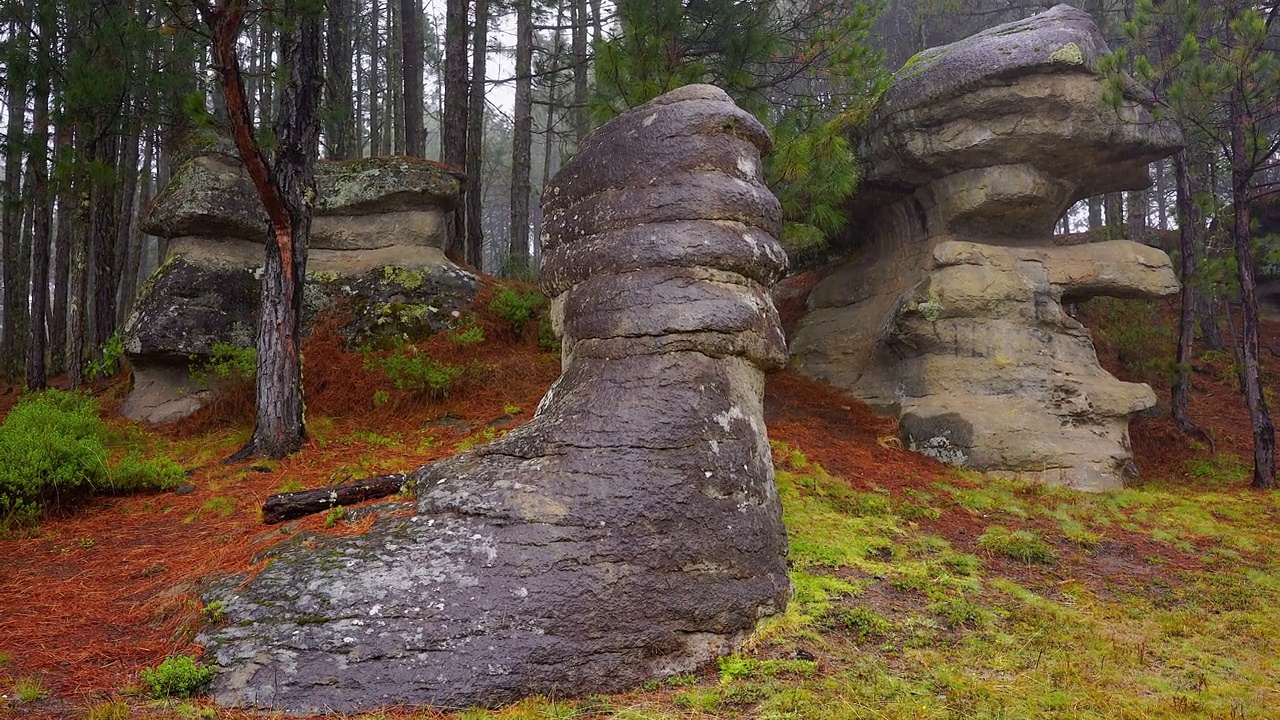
[120,130,153,322]
[49,124,72,378]
[261,474,409,524]
[2,21,29,380]
[203,0,322,460]
[401,0,425,156]
[464,0,489,269]
[508,0,533,274]
[1229,98,1275,488]
[369,0,382,155]
[325,0,356,159]
[443,0,469,255]
[387,0,402,155]
[26,4,51,391]
[89,131,120,354]
[114,114,141,327]
[571,0,590,145]
[1170,150,1212,448]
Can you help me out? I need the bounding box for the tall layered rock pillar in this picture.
[199,84,791,714]
[790,5,1182,491]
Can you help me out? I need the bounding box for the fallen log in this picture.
[261,473,410,524]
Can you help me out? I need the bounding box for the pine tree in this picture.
[593,0,888,258]
[1112,0,1280,487]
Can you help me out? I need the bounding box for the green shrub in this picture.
[139,655,214,699]
[450,323,485,346]
[86,333,125,380]
[0,390,184,530]
[190,343,256,388]
[366,348,465,399]
[488,284,547,333]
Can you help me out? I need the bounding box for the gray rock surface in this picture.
[198,84,791,714]
[121,147,474,425]
[790,5,1181,491]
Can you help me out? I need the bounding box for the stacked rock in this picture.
[121,136,477,425]
[790,5,1182,490]
[198,84,791,714]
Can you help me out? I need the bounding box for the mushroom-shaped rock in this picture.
[790,6,1181,491]
[198,84,791,714]
[121,149,474,426]
[863,3,1180,238]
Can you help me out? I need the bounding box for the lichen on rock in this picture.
[790,4,1182,491]
[198,84,791,714]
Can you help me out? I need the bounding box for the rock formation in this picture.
[198,84,791,714]
[121,135,478,425]
[790,5,1182,491]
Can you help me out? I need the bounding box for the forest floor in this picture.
[1,293,1278,720]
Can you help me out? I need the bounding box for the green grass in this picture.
[438,443,1280,720]
[13,676,47,703]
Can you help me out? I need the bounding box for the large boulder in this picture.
[197,84,791,714]
[790,4,1181,491]
[121,148,476,425]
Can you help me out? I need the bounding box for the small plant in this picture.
[13,676,47,703]
[201,600,226,624]
[85,700,131,720]
[323,505,347,528]
[0,651,10,665]
[488,284,546,333]
[77,536,96,549]
[366,347,465,399]
[832,606,892,640]
[927,596,991,629]
[200,497,236,517]
[450,323,485,346]
[86,333,125,380]
[189,343,256,388]
[978,525,1058,564]
[372,389,391,407]
[139,655,214,699]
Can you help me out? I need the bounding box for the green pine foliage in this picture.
[0,390,185,532]
[593,0,889,259]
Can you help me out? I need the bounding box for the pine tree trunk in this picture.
[464,0,488,269]
[442,0,469,259]
[1229,102,1275,488]
[90,131,120,353]
[120,131,152,323]
[1088,195,1102,230]
[1170,150,1211,446]
[1126,185,1148,245]
[508,0,533,274]
[387,0,403,155]
[26,4,51,390]
[1198,292,1224,351]
[571,0,589,145]
[204,0,322,460]
[114,115,141,327]
[1104,192,1124,238]
[2,24,29,380]
[49,124,72,378]
[68,178,89,389]
[370,0,382,156]
[401,0,424,157]
[326,0,356,159]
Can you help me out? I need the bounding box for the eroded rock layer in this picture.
[121,142,477,425]
[198,84,791,714]
[790,4,1181,490]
